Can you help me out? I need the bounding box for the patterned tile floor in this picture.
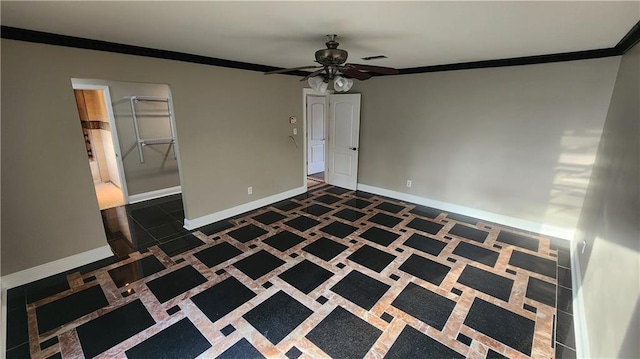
[6,185,576,359]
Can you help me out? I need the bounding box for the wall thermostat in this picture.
[289,116,297,124]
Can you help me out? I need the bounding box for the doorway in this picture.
[303,89,361,191]
[72,83,128,210]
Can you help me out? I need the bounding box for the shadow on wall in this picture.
[542,128,602,228]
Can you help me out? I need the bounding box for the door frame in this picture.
[302,88,332,190]
[71,81,130,202]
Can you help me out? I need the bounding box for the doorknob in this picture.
[349,147,357,151]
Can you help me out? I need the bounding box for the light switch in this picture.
[293,128,298,135]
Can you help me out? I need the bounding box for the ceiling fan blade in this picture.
[341,68,372,81]
[264,65,322,75]
[300,68,326,82]
[346,64,399,75]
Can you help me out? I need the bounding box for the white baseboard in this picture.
[184,186,306,230]
[0,245,113,290]
[571,243,590,358]
[128,186,181,204]
[357,183,574,241]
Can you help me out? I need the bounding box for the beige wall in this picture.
[353,57,620,234]
[575,43,639,358]
[1,40,303,275]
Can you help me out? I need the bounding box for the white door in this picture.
[307,96,326,175]
[327,94,361,190]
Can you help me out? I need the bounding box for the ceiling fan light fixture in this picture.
[334,76,353,92]
[308,76,328,93]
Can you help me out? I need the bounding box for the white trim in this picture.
[0,245,113,290]
[184,186,306,230]
[357,183,574,241]
[1,287,6,359]
[571,244,591,358]
[303,88,332,190]
[71,81,130,202]
[128,186,182,204]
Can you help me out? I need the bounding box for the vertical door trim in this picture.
[71,81,130,202]
[302,88,332,191]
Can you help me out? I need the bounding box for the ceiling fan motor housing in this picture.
[315,36,349,66]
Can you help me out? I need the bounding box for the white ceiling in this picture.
[2,1,638,69]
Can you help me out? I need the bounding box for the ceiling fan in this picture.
[264,34,399,92]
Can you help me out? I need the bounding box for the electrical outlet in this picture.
[248,186,253,195]
[406,180,412,188]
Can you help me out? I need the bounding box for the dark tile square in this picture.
[399,254,450,286]
[359,227,400,247]
[284,215,321,232]
[167,306,181,315]
[77,299,155,359]
[409,205,442,219]
[457,265,514,302]
[6,287,26,311]
[464,297,535,355]
[221,324,235,336]
[157,234,204,257]
[403,233,447,256]
[509,251,556,278]
[192,277,256,323]
[249,244,258,249]
[448,224,488,243]
[316,296,328,304]
[347,245,396,273]
[558,267,572,289]
[447,257,456,263]
[506,268,517,275]
[279,259,334,294]
[392,282,456,330]
[146,265,207,303]
[556,311,575,349]
[343,198,373,209]
[395,248,404,253]
[7,343,30,359]
[243,291,313,344]
[217,338,265,359]
[227,224,268,243]
[452,241,500,267]
[302,204,333,217]
[384,324,464,358]
[194,242,243,268]
[368,213,403,228]
[406,218,444,235]
[525,277,556,307]
[350,239,358,244]
[6,307,28,349]
[147,221,190,241]
[264,230,306,252]
[306,306,381,359]
[354,190,374,198]
[122,289,135,297]
[302,237,348,261]
[556,343,577,359]
[263,281,273,289]
[320,221,358,238]
[524,304,537,313]
[486,349,509,359]
[83,275,97,283]
[445,212,478,225]
[36,285,109,334]
[316,194,342,205]
[24,273,70,304]
[158,199,183,213]
[494,244,503,249]
[326,186,350,195]
[233,250,286,280]
[390,274,400,281]
[174,258,185,264]
[496,231,540,252]
[381,312,394,323]
[215,269,226,275]
[285,346,303,359]
[290,253,299,258]
[457,333,472,346]
[558,249,571,268]
[125,318,211,359]
[253,211,287,225]
[451,288,463,296]
[40,336,58,350]
[272,200,302,212]
[337,263,346,269]
[333,208,366,221]
[375,202,405,214]
[557,286,573,314]
[129,206,175,229]
[108,255,166,288]
[331,270,390,310]
[196,220,234,236]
